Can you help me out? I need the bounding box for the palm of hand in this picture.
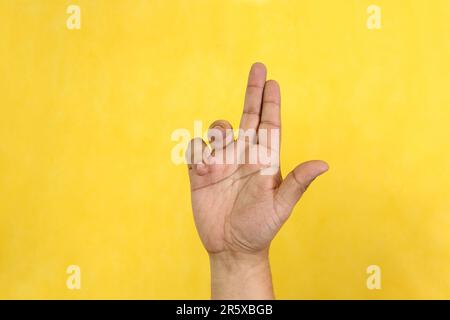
[187,63,328,255]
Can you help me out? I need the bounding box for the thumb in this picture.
[276,160,329,222]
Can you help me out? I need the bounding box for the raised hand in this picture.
[186,63,328,299]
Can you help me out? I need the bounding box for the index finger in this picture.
[258,80,281,151]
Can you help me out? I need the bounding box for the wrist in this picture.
[209,250,274,300]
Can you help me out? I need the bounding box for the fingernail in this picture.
[196,162,206,170]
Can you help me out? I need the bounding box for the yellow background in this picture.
[1,0,450,299]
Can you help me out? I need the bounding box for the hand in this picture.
[186,63,328,299]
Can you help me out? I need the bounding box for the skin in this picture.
[186,63,329,299]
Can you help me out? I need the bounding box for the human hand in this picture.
[186,63,328,299]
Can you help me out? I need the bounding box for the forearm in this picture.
[209,250,274,300]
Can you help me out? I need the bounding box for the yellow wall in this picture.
[1,0,450,299]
